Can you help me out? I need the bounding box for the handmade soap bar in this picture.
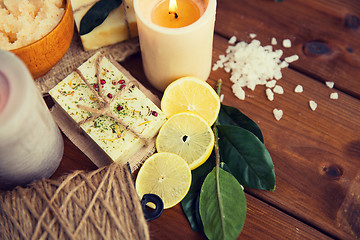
[49,53,166,165]
[71,0,138,50]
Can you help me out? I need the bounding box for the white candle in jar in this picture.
[0,50,64,190]
[134,0,216,91]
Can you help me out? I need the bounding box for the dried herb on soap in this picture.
[80,0,123,35]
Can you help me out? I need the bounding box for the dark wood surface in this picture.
[51,0,360,239]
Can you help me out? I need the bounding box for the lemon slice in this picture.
[156,112,215,170]
[161,76,220,126]
[135,152,191,209]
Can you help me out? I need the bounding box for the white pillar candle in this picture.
[134,0,216,91]
[0,51,64,190]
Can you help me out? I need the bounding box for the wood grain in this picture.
[214,0,360,98]
[43,1,360,239]
[210,33,360,239]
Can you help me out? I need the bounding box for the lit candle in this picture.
[0,50,64,190]
[151,0,201,28]
[134,0,216,91]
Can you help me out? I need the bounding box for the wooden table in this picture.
[50,0,360,239]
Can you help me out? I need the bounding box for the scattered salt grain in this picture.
[273,109,283,121]
[228,36,237,44]
[266,80,277,88]
[294,85,303,93]
[283,39,292,48]
[273,85,284,94]
[325,81,334,89]
[271,37,277,45]
[280,61,289,68]
[266,88,274,101]
[213,35,299,105]
[220,94,225,102]
[285,54,299,63]
[232,83,246,100]
[249,33,257,39]
[330,92,338,99]
[213,38,287,97]
[309,100,317,111]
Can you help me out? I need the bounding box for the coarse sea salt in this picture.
[273,85,284,94]
[309,100,317,111]
[266,88,274,101]
[294,85,303,93]
[330,92,338,99]
[283,39,292,48]
[213,38,288,97]
[273,108,283,121]
[271,37,277,45]
[326,81,334,89]
[228,36,237,45]
[249,33,257,39]
[285,55,299,63]
[266,80,277,88]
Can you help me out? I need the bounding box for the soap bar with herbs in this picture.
[49,53,166,165]
[71,0,138,50]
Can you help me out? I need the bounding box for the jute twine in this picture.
[0,163,149,240]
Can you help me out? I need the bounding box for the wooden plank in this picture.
[120,48,334,239]
[147,194,333,240]
[210,34,360,239]
[214,0,360,98]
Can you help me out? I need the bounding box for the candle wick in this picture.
[169,11,179,19]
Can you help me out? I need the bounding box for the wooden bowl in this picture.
[10,0,74,79]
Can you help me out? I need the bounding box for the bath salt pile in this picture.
[213,34,339,121]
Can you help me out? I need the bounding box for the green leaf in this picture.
[217,125,275,190]
[199,167,246,240]
[218,104,264,143]
[181,152,215,232]
[79,0,122,35]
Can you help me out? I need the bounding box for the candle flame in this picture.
[169,0,178,14]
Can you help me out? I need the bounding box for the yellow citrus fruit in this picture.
[135,152,191,209]
[156,112,215,170]
[161,76,220,126]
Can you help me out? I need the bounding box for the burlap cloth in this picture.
[35,29,140,95]
[0,162,149,240]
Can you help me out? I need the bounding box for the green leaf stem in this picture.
[199,167,246,240]
[79,0,122,35]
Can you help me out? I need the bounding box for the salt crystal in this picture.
[280,61,289,68]
[285,54,299,63]
[325,81,334,89]
[309,100,317,111]
[283,39,292,48]
[266,88,274,101]
[249,33,257,39]
[294,85,303,93]
[228,36,237,44]
[213,35,294,100]
[273,85,284,94]
[232,83,245,100]
[271,37,277,45]
[273,108,283,121]
[220,94,225,102]
[266,80,277,88]
[330,92,338,99]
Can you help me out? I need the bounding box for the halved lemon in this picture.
[156,112,215,170]
[161,76,220,126]
[135,152,192,209]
